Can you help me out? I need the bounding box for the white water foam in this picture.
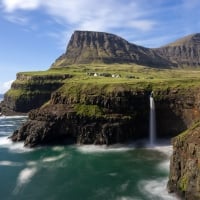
[0,136,33,153]
[0,115,27,119]
[0,124,15,127]
[13,167,37,194]
[52,146,65,152]
[139,178,179,200]
[116,196,141,200]
[157,160,170,172]
[0,160,22,166]
[76,144,134,153]
[26,161,38,166]
[42,153,66,162]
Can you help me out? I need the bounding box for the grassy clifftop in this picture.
[3,63,200,114]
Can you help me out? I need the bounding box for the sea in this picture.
[0,114,180,200]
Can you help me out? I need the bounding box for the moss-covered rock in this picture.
[168,122,200,199]
[1,72,72,113]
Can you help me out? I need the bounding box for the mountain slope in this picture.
[156,34,200,67]
[51,31,173,68]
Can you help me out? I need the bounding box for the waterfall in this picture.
[149,92,156,146]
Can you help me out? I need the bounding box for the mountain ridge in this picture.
[51,30,174,68]
[51,30,200,68]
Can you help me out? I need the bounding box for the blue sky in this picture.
[0,0,200,93]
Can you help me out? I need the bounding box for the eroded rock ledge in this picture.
[168,123,200,199]
[10,85,200,147]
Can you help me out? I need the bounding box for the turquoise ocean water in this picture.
[0,116,179,200]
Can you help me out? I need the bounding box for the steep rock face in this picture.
[51,31,173,68]
[11,87,151,147]
[12,89,148,147]
[1,73,72,114]
[168,124,200,199]
[10,85,200,147]
[156,34,200,67]
[155,88,200,137]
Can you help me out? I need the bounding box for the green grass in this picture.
[8,64,200,101]
[74,104,105,117]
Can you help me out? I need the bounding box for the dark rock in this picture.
[51,30,173,68]
[168,124,200,199]
[156,33,200,67]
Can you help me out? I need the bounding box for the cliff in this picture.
[156,33,200,67]
[2,30,200,198]
[1,71,72,114]
[10,81,200,147]
[52,31,200,69]
[51,31,173,68]
[168,123,200,199]
[3,31,200,115]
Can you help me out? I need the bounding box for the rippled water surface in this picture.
[0,116,179,200]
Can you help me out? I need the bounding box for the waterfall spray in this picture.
[149,91,156,146]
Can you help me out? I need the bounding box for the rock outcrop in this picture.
[168,123,200,199]
[1,72,72,114]
[156,33,200,67]
[10,84,200,147]
[5,30,200,199]
[52,31,200,69]
[51,31,173,68]
[11,84,150,147]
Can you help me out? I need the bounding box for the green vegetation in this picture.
[6,63,200,106]
[176,121,200,142]
[179,175,189,192]
[14,64,200,90]
[74,104,104,117]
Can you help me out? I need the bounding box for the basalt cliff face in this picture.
[168,123,200,200]
[156,33,200,67]
[11,84,150,147]
[3,31,200,114]
[51,31,173,68]
[52,31,200,69]
[0,72,72,114]
[11,86,200,148]
[3,30,200,198]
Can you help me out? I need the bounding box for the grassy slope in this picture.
[8,63,200,99]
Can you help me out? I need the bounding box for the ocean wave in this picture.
[138,178,179,200]
[116,196,141,200]
[42,153,66,162]
[0,115,27,119]
[52,146,65,152]
[0,136,33,153]
[157,160,170,172]
[0,124,16,127]
[13,167,37,194]
[0,160,22,166]
[76,144,134,153]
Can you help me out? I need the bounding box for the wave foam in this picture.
[76,144,134,153]
[157,160,170,172]
[42,153,66,162]
[0,115,27,119]
[116,196,140,200]
[138,178,179,200]
[13,167,37,194]
[52,146,65,152]
[0,160,22,166]
[0,136,33,153]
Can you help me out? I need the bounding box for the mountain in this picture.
[156,33,200,67]
[51,31,173,68]
[51,31,200,68]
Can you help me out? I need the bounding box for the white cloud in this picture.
[0,80,14,94]
[2,0,40,12]
[1,0,156,32]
